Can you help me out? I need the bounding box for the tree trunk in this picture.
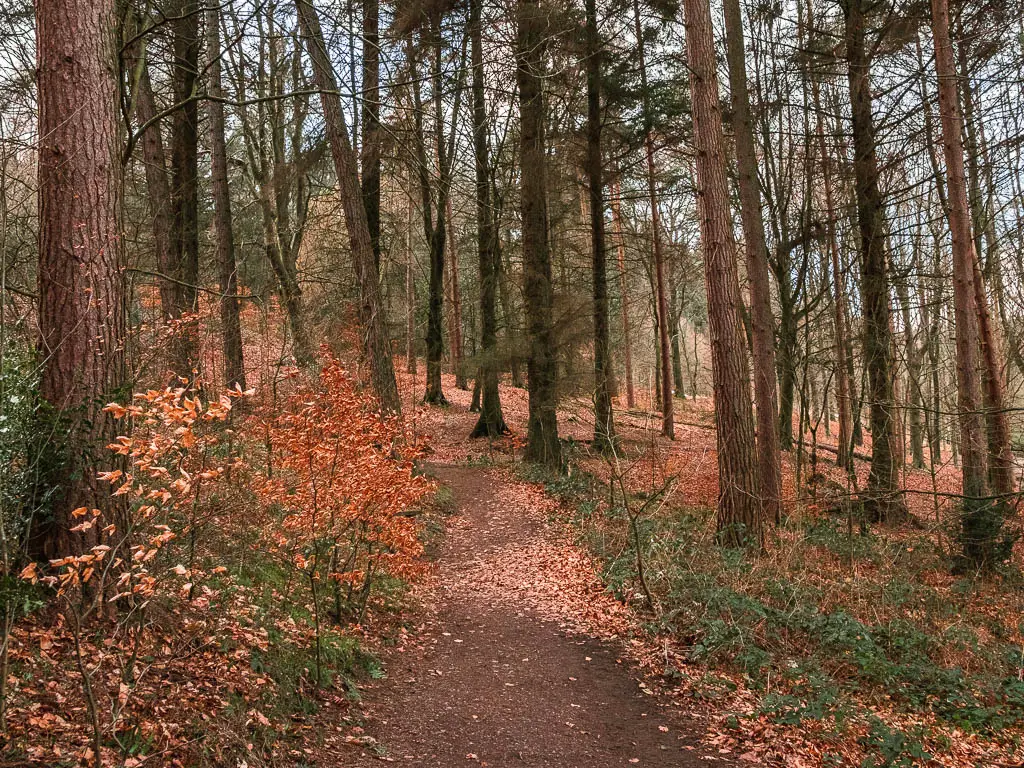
[207,4,246,390]
[130,37,177,324]
[898,266,924,470]
[845,0,904,521]
[297,0,401,413]
[406,183,417,375]
[669,273,684,394]
[931,0,1003,563]
[408,37,446,404]
[723,0,782,521]
[518,0,561,468]
[408,26,467,405]
[361,0,381,272]
[610,181,636,408]
[446,197,468,389]
[36,0,124,558]
[169,0,201,375]
[470,0,507,438]
[683,0,761,547]
[633,0,674,439]
[808,33,854,473]
[586,0,615,450]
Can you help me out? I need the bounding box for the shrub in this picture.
[259,356,431,636]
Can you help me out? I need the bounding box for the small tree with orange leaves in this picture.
[259,357,429,683]
[20,379,248,766]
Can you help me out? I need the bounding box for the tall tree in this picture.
[36,0,124,557]
[586,0,615,450]
[470,0,508,438]
[297,0,401,413]
[207,4,246,390]
[930,0,1005,564]
[683,0,761,546]
[362,0,382,271]
[807,0,853,473]
[632,0,674,438]
[408,24,466,404]
[610,180,636,408]
[722,0,782,521]
[129,29,176,325]
[169,0,201,375]
[446,197,468,389]
[518,0,561,468]
[844,0,903,521]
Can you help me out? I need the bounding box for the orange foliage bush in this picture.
[10,357,433,765]
[259,354,431,623]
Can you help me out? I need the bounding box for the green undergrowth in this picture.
[546,458,1024,764]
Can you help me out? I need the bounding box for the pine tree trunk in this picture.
[169,0,200,375]
[845,0,904,521]
[36,0,124,558]
[361,0,381,272]
[931,0,1006,563]
[518,0,561,468]
[297,0,400,413]
[406,184,418,375]
[683,0,761,547]
[723,0,782,521]
[586,0,615,450]
[633,0,674,439]
[470,0,507,438]
[446,197,468,389]
[207,5,246,390]
[130,38,177,324]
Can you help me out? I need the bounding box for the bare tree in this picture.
[297,0,401,413]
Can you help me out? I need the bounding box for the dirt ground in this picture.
[343,459,731,767]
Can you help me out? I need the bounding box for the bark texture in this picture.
[470,0,507,438]
[723,0,782,521]
[586,0,615,450]
[518,0,561,468]
[683,0,761,546]
[362,0,381,271]
[169,0,201,374]
[207,4,247,390]
[36,0,124,557]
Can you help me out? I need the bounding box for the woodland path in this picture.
[344,461,729,767]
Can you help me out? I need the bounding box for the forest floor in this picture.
[336,371,735,766]
[8,353,1024,767]
[369,368,1024,768]
[342,462,726,767]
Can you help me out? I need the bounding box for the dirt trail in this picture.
[345,463,727,767]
